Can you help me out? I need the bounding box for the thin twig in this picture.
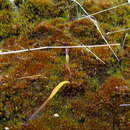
[106,28,130,35]
[80,2,128,19]
[81,44,105,64]
[0,44,120,55]
[28,98,49,121]
[17,74,45,80]
[94,21,120,61]
[120,104,130,107]
[70,0,119,62]
[122,33,128,48]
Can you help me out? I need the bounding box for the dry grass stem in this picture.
[80,2,128,19]
[122,33,128,48]
[0,44,120,55]
[71,0,119,62]
[106,28,130,35]
[81,44,105,64]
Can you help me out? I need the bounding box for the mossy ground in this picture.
[0,0,130,129]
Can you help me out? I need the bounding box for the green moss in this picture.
[0,0,13,10]
[0,0,130,129]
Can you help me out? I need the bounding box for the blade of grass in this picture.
[28,81,70,121]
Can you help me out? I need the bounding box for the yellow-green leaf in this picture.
[48,81,70,100]
[28,81,70,121]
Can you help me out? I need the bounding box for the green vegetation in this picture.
[0,0,130,129]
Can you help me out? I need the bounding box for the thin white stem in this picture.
[0,44,120,55]
[70,0,119,61]
[17,74,44,79]
[81,44,105,64]
[106,28,130,35]
[95,23,120,61]
[122,33,128,48]
[80,2,128,19]
[120,104,130,107]
[28,98,49,121]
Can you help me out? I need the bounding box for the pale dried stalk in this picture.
[81,44,105,64]
[0,44,120,55]
[65,48,69,65]
[80,2,128,19]
[17,74,44,80]
[94,21,119,62]
[65,48,71,78]
[71,0,119,62]
[122,33,128,48]
[106,28,130,35]
[120,104,130,107]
